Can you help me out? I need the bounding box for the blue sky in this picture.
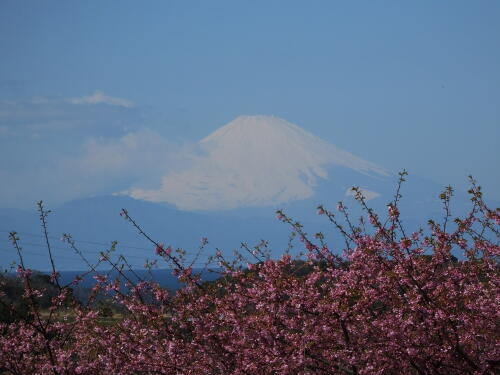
[1,1,499,208]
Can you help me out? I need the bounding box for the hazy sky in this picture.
[1,1,499,209]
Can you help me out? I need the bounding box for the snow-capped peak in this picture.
[129,115,387,210]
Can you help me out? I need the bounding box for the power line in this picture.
[0,248,220,265]
[0,241,155,259]
[0,245,238,267]
[0,249,88,261]
[0,230,260,269]
[0,229,218,256]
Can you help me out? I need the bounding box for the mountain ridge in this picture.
[130,115,388,210]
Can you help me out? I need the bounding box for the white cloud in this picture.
[0,95,140,136]
[0,129,195,208]
[345,187,380,201]
[79,129,195,177]
[68,91,135,108]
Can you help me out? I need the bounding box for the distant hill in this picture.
[0,196,293,271]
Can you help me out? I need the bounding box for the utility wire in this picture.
[0,230,255,269]
[0,245,236,266]
[0,229,216,256]
[0,248,221,266]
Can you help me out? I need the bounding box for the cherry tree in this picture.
[0,174,498,374]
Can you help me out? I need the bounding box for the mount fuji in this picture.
[129,115,389,210]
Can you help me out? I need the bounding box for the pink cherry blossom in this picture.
[1,181,498,374]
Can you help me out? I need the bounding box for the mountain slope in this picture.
[130,115,388,210]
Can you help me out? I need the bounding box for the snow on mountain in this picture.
[129,115,388,210]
